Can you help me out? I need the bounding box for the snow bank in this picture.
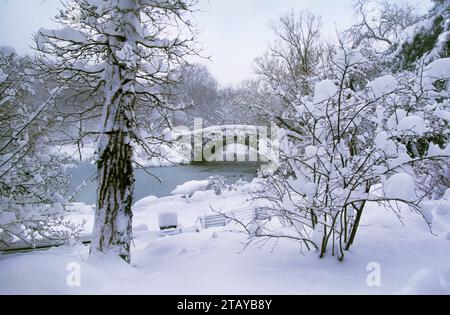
[3,198,450,295]
[171,180,209,196]
[398,269,445,295]
[133,195,158,211]
[0,245,144,294]
[2,178,450,294]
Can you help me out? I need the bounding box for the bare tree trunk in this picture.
[345,200,366,251]
[91,130,134,263]
[91,62,135,263]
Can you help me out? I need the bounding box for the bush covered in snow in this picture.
[236,1,450,261]
[0,48,79,247]
[205,175,228,195]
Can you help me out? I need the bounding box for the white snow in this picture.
[51,143,96,162]
[300,182,317,197]
[0,212,15,226]
[171,180,209,196]
[1,176,450,294]
[158,212,178,229]
[305,145,318,158]
[427,143,450,157]
[38,27,89,46]
[133,195,158,210]
[396,115,427,136]
[374,131,397,156]
[223,143,256,161]
[397,269,444,295]
[367,75,398,98]
[313,79,338,103]
[304,145,326,158]
[434,109,450,122]
[333,48,365,68]
[384,173,416,201]
[387,109,407,129]
[135,143,190,167]
[423,57,450,89]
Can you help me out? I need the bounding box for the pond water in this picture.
[68,162,260,205]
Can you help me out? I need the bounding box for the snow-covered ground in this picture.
[0,179,449,295]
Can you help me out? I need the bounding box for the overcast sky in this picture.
[0,0,431,86]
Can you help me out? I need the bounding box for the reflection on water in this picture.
[68,162,260,205]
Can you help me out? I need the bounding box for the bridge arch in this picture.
[173,124,279,163]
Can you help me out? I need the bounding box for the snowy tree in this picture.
[346,0,421,52]
[392,0,449,71]
[237,42,450,260]
[232,79,281,125]
[0,47,78,247]
[175,63,219,125]
[33,0,198,262]
[253,10,323,125]
[173,64,266,127]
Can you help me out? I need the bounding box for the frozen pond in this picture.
[68,162,260,204]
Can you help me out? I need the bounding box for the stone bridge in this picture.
[173,124,279,163]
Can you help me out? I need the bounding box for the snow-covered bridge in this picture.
[172,124,279,163]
